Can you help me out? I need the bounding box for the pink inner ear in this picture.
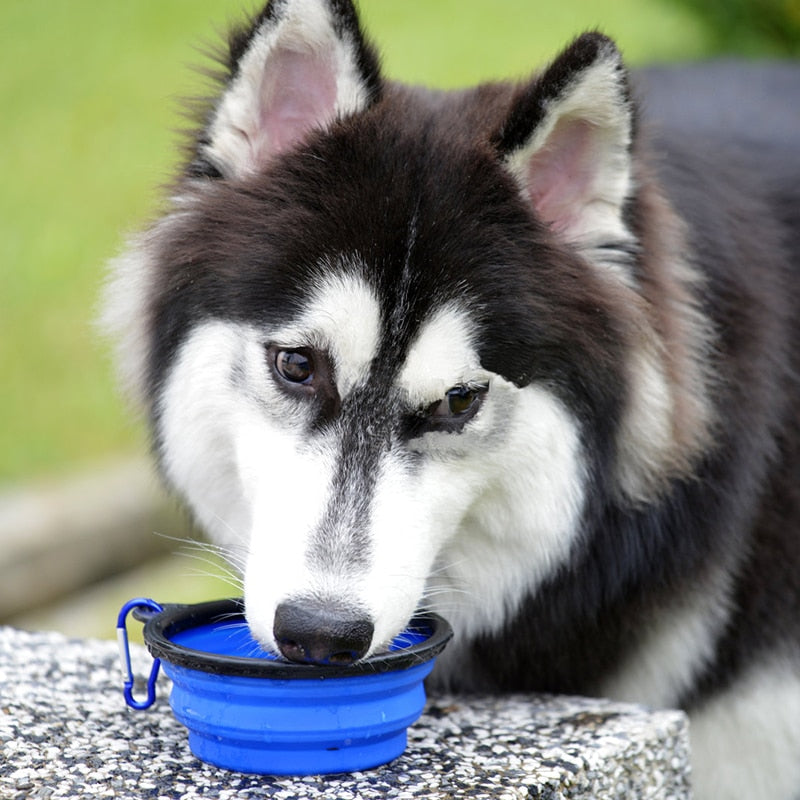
[524,118,598,236]
[255,47,338,162]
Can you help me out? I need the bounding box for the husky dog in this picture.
[103,1,800,796]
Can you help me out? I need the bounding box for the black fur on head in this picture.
[142,0,713,517]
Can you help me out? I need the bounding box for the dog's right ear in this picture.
[194,0,382,180]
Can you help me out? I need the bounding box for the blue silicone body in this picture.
[163,657,434,774]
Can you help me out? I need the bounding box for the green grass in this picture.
[0,0,716,484]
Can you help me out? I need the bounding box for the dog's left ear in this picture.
[197,0,382,179]
[494,33,634,249]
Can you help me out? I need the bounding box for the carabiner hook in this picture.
[116,597,164,710]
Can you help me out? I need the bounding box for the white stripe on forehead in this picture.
[398,303,483,405]
[272,266,381,396]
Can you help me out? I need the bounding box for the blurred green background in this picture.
[1,0,797,636]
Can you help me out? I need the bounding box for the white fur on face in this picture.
[156,271,588,657]
[157,321,257,553]
[415,378,587,645]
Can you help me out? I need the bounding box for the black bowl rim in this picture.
[142,598,453,679]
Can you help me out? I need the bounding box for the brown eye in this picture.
[430,383,488,419]
[402,382,488,440]
[445,386,479,415]
[275,349,313,384]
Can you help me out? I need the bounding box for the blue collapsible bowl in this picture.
[139,598,452,775]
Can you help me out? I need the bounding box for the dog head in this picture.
[104,0,711,664]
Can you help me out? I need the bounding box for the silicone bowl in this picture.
[129,598,452,775]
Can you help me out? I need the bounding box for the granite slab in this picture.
[0,627,691,799]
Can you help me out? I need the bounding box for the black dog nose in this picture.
[273,599,374,666]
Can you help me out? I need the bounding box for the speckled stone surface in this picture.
[0,627,691,799]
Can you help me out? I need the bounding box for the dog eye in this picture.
[431,383,488,419]
[274,349,314,384]
[402,382,488,440]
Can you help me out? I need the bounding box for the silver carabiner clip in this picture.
[116,597,164,710]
